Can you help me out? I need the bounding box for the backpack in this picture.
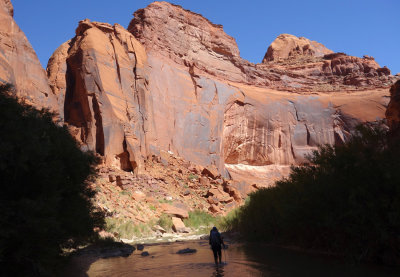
[210,230,221,247]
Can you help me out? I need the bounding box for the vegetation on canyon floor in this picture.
[104,210,222,239]
[0,85,105,276]
[224,123,400,265]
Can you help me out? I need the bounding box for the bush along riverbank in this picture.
[222,124,400,266]
[0,84,105,276]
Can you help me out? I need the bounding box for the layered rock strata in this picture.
[129,2,395,92]
[0,0,57,110]
[262,33,334,62]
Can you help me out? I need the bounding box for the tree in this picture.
[0,84,104,276]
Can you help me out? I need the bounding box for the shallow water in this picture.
[67,240,399,276]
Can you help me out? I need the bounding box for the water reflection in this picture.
[65,240,399,277]
[211,265,224,277]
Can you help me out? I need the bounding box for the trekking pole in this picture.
[223,245,227,264]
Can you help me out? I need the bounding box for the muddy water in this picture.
[67,240,399,277]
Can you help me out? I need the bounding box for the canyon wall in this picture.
[0,0,57,110]
[1,0,397,185]
[47,20,151,173]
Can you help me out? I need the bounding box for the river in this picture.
[65,240,399,276]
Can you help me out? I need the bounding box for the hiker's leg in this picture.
[212,248,218,265]
[217,247,222,264]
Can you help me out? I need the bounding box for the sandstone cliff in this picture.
[1,0,397,225]
[47,19,151,173]
[128,3,395,92]
[0,0,57,110]
[44,1,396,186]
[1,0,394,186]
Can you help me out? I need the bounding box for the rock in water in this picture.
[176,248,197,254]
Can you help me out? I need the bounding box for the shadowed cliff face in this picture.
[0,0,57,110]
[386,80,400,133]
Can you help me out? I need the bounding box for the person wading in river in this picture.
[209,226,225,265]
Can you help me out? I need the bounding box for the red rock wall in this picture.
[0,0,57,110]
[47,20,151,173]
[2,0,394,181]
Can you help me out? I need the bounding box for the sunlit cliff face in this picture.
[1,0,397,184]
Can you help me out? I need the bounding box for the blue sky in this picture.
[12,0,400,74]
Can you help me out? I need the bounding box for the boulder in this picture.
[201,166,220,180]
[207,196,219,205]
[152,225,166,234]
[172,217,189,233]
[161,203,189,219]
[222,183,242,201]
[199,177,210,187]
[207,187,231,203]
[208,204,220,214]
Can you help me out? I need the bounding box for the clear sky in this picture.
[12,0,400,74]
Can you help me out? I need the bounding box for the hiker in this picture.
[209,226,225,265]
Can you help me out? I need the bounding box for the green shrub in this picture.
[184,210,218,229]
[119,190,131,196]
[105,218,154,239]
[157,214,173,231]
[188,174,199,181]
[225,124,400,265]
[217,208,241,232]
[0,84,104,276]
[158,199,173,204]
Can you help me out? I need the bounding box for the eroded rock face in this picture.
[259,34,394,92]
[262,33,333,62]
[129,2,396,93]
[0,0,57,110]
[47,19,151,172]
[128,1,244,82]
[45,1,395,182]
[144,54,241,175]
